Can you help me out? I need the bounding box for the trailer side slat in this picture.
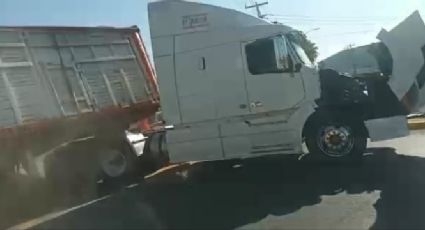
[0,27,156,129]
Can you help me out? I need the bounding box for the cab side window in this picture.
[245,36,293,75]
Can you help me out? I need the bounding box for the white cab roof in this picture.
[148,0,288,38]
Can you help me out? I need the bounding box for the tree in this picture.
[287,32,319,63]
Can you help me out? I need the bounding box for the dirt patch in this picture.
[0,171,104,229]
[0,174,54,229]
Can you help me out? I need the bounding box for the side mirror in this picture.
[286,55,294,72]
[276,55,293,72]
[283,56,302,73]
[276,56,287,70]
[271,36,302,73]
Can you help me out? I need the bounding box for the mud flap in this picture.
[378,11,425,113]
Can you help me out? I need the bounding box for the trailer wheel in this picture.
[305,110,367,162]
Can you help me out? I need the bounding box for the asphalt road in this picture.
[9,131,425,230]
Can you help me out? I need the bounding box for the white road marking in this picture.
[126,183,139,189]
[8,163,191,230]
[7,195,112,230]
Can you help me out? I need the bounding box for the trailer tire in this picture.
[304,110,367,163]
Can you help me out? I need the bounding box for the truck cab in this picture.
[147,0,425,164]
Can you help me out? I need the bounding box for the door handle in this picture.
[250,101,263,108]
[198,57,206,70]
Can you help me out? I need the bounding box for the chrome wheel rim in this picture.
[317,125,354,157]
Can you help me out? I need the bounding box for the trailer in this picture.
[139,1,425,171]
[0,26,158,188]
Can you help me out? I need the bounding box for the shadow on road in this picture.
[22,148,425,229]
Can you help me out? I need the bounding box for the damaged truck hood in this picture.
[378,11,425,112]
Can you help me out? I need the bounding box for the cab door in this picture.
[242,35,305,114]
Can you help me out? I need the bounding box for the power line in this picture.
[273,21,379,26]
[266,13,396,22]
[329,30,376,35]
[231,0,247,9]
[267,17,392,25]
[314,30,376,37]
[269,18,382,26]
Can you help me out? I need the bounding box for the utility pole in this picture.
[346,43,357,75]
[245,1,268,18]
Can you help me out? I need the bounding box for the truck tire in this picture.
[99,141,138,183]
[142,132,169,171]
[304,110,367,162]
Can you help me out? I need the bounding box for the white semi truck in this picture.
[137,0,425,171]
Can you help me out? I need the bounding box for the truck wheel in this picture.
[99,142,138,182]
[305,110,367,162]
[143,132,169,171]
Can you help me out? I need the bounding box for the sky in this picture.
[0,0,424,61]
